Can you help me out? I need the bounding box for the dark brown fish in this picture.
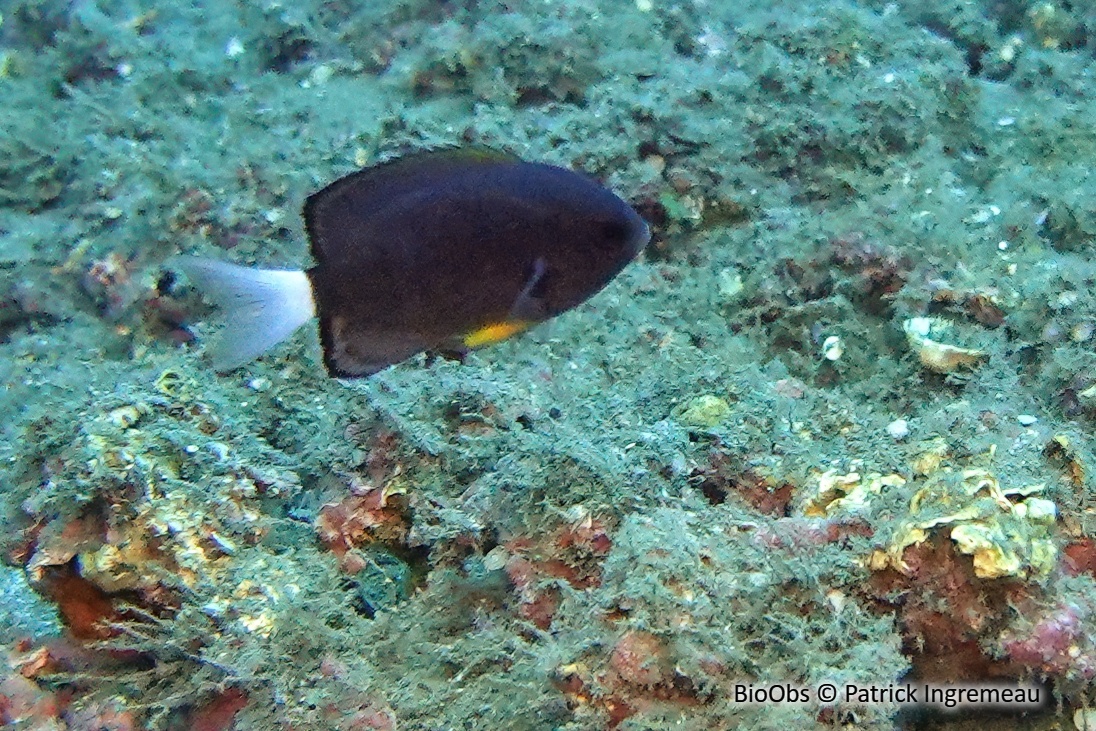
[175,148,649,377]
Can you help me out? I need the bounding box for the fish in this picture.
[174,147,650,377]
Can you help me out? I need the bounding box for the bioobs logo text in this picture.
[733,683,813,705]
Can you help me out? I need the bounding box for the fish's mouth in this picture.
[631,219,652,256]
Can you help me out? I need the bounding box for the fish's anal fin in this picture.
[321,318,431,378]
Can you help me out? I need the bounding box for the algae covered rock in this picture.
[677,394,732,428]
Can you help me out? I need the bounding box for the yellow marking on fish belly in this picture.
[463,320,531,348]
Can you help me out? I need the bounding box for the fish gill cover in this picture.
[1,1,1096,729]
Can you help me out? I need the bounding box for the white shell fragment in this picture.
[902,317,986,373]
[886,419,910,440]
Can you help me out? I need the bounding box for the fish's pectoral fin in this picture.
[508,256,550,323]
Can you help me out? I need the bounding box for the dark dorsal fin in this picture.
[303,147,521,266]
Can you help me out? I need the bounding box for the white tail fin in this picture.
[173,256,316,371]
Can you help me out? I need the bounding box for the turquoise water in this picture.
[1,1,1095,728]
